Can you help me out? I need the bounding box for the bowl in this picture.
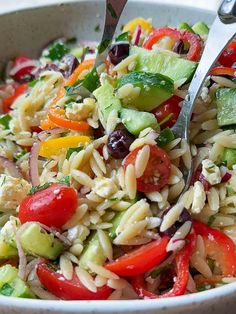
[0,1,235,313]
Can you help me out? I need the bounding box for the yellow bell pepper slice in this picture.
[123,17,153,35]
[39,136,91,158]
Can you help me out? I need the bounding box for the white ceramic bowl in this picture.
[0,1,235,313]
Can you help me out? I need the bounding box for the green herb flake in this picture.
[0,283,14,296]
[218,160,227,167]
[107,3,117,19]
[14,150,27,161]
[28,183,51,195]
[116,32,130,42]
[207,215,216,227]
[159,113,173,127]
[109,197,118,202]
[197,284,212,292]
[66,146,84,160]
[28,79,39,88]
[0,114,12,130]
[43,41,70,61]
[156,128,175,147]
[59,176,71,186]
[94,24,101,32]
[150,264,171,279]
[97,39,111,54]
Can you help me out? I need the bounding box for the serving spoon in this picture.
[171,0,236,192]
[95,0,128,68]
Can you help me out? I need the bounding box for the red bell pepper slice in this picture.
[105,236,169,277]
[143,27,202,61]
[193,220,236,277]
[210,66,236,77]
[130,229,196,298]
[37,261,113,300]
[2,84,28,113]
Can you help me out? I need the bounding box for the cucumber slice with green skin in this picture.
[221,148,236,169]
[117,71,174,112]
[108,212,126,240]
[156,128,175,147]
[192,22,209,36]
[0,265,35,298]
[93,82,122,129]
[79,232,107,270]
[0,235,17,260]
[216,88,236,127]
[131,46,197,84]
[178,22,194,33]
[120,107,159,136]
[20,223,64,260]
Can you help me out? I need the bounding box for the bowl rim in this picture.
[0,0,235,311]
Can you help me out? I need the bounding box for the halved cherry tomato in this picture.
[210,66,236,77]
[131,229,196,298]
[152,95,182,129]
[143,28,202,61]
[193,220,236,276]
[18,184,78,228]
[2,84,28,113]
[105,236,169,276]
[218,40,236,67]
[10,56,36,82]
[37,261,112,300]
[123,145,171,193]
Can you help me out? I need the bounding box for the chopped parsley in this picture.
[156,128,175,147]
[66,146,84,159]
[94,24,101,32]
[0,283,14,296]
[159,113,173,127]
[28,79,39,88]
[107,3,117,19]
[14,150,27,161]
[0,114,12,130]
[43,40,70,61]
[207,215,216,227]
[97,39,111,54]
[116,32,130,42]
[59,175,70,186]
[28,183,51,195]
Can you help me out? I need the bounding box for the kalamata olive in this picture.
[172,39,185,54]
[107,129,134,159]
[108,42,130,65]
[93,123,105,139]
[60,54,79,78]
[33,63,61,79]
[161,208,192,237]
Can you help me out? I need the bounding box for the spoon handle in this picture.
[95,0,128,67]
[171,14,236,140]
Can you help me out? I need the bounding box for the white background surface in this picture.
[0,0,222,14]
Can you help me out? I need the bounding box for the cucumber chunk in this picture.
[192,21,209,36]
[178,22,194,33]
[93,82,122,128]
[131,46,197,83]
[117,71,174,111]
[221,148,236,169]
[216,88,236,127]
[120,107,159,136]
[0,236,17,260]
[20,223,64,260]
[0,265,35,298]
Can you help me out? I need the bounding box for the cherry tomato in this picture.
[30,126,43,133]
[106,237,169,276]
[131,229,197,298]
[2,84,28,113]
[124,145,171,193]
[10,56,36,82]
[152,95,182,129]
[218,40,236,67]
[193,220,236,276]
[19,184,78,228]
[37,261,112,300]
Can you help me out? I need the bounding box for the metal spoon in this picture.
[171,0,236,192]
[95,0,128,68]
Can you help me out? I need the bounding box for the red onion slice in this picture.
[0,156,22,178]
[37,127,66,141]
[9,60,39,77]
[221,172,232,183]
[29,141,41,186]
[134,25,142,46]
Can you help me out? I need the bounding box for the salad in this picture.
[0,16,235,300]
